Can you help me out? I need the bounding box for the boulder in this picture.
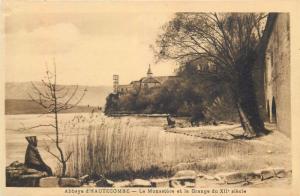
[79,175,90,184]
[255,169,275,180]
[215,172,246,184]
[169,180,182,188]
[172,170,196,181]
[59,178,81,187]
[39,177,60,187]
[18,174,46,187]
[25,168,43,174]
[273,168,287,178]
[184,181,195,188]
[6,161,48,187]
[9,161,24,168]
[203,174,216,181]
[82,182,97,187]
[169,170,197,188]
[244,172,261,181]
[150,179,170,187]
[131,179,151,187]
[113,180,131,188]
[6,168,25,179]
[95,178,114,187]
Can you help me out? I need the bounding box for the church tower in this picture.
[147,64,153,77]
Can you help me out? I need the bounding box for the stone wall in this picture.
[264,13,291,137]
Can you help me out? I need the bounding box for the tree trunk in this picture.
[236,102,257,137]
[234,52,266,137]
[62,161,67,177]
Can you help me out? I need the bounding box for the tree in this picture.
[154,13,271,137]
[104,93,120,115]
[176,61,238,122]
[28,59,87,176]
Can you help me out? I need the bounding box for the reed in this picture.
[61,113,288,180]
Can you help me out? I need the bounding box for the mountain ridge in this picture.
[5,82,112,107]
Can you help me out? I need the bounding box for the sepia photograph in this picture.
[1,1,298,195]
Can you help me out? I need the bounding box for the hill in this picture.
[5,99,100,115]
[5,82,112,115]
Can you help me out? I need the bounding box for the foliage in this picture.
[104,63,238,122]
[153,13,270,137]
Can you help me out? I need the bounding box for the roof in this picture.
[141,77,161,83]
[140,76,178,84]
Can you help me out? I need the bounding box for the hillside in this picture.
[5,99,100,115]
[5,82,112,115]
[5,82,112,107]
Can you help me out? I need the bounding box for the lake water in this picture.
[6,113,201,176]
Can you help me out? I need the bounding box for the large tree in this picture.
[154,13,271,137]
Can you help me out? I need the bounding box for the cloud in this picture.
[5,13,176,86]
[6,23,80,55]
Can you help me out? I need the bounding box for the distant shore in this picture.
[5,99,101,115]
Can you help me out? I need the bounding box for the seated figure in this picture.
[24,136,53,176]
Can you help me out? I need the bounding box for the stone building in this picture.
[263,13,291,136]
[116,65,177,94]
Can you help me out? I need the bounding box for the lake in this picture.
[6,112,291,180]
[6,113,201,177]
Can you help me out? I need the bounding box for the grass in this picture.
[61,113,291,180]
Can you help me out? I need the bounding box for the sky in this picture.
[4,3,177,86]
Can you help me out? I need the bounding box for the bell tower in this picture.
[147,64,153,77]
[113,74,119,93]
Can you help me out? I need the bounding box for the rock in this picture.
[6,162,26,179]
[150,179,170,187]
[79,175,90,184]
[170,180,182,188]
[184,181,195,187]
[25,168,43,174]
[6,168,25,179]
[203,175,216,180]
[241,181,253,186]
[273,167,287,178]
[113,180,131,187]
[215,172,246,184]
[245,172,261,181]
[82,182,96,187]
[59,178,81,187]
[172,170,196,180]
[95,178,114,187]
[18,174,45,187]
[170,170,196,187]
[256,169,275,180]
[39,177,60,187]
[131,179,151,187]
[19,173,47,179]
[6,161,48,187]
[9,161,24,168]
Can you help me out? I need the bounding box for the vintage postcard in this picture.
[1,1,300,196]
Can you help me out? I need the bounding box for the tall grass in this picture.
[60,113,285,180]
[63,113,198,179]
